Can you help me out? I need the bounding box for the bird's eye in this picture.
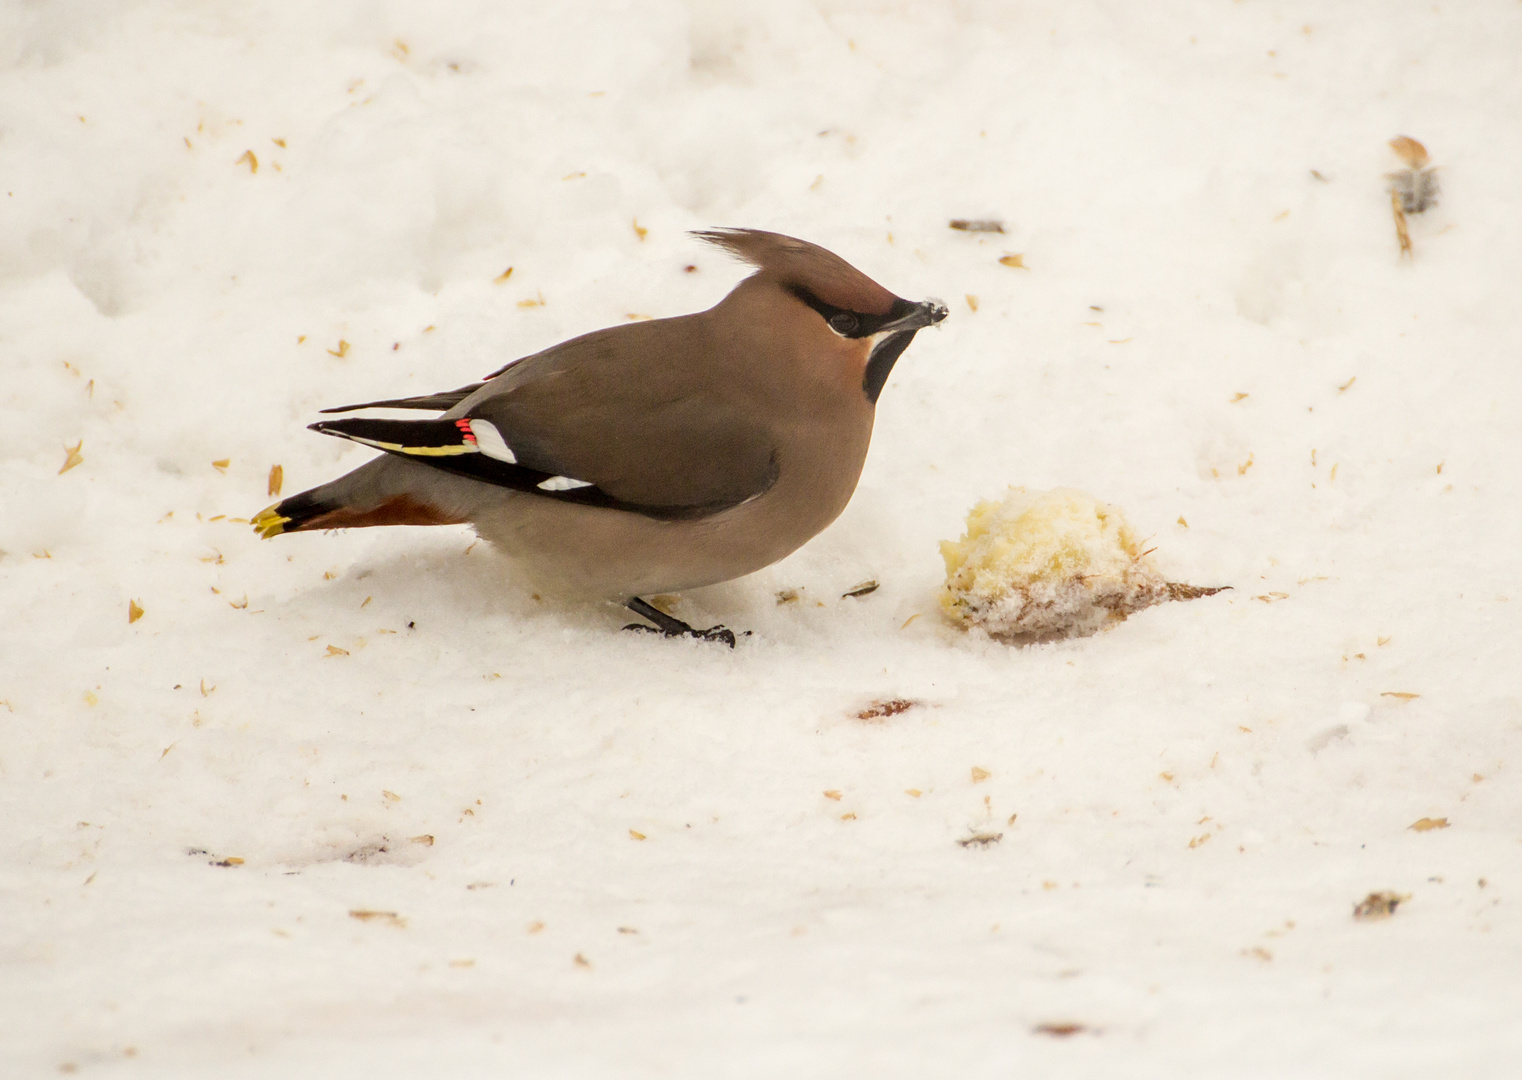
[827,312,859,336]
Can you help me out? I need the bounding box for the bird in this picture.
[252,228,947,644]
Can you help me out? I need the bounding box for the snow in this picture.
[3,1,1521,1075]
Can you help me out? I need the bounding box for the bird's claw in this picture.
[622,622,738,648]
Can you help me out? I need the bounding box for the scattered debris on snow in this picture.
[949,219,1005,233]
[1387,135,1439,258]
[856,698,916,721]
[349,909,406,928]
[1032,1022,1088,1037]
[957,831,1002,848]
[1353,892,1409,921]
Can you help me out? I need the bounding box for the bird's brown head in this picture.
[695,228,947,404]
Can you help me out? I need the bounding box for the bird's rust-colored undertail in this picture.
[296,495,467,532]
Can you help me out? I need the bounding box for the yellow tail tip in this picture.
[252,505,290,539]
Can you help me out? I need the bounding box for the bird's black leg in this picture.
[623,597,737,648]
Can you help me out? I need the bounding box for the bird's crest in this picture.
[693,228,897,316]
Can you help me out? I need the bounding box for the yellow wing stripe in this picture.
[400,444,477,457]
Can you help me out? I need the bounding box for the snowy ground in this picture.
[3,1,1521,1076]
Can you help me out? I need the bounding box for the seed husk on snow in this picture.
[949,219,1005,233]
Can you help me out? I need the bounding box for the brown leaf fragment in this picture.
[268,464,283,496]
[1231,392,1249,403]
[1033,1022,1086,1037]
[527,921,545,934]
[970,766,990,783]
[574,953,591,968]
[128,600,145,624]
[998,253,1026,268]
[236,149,258,173]
[211,856,244,867]
[857,698,916,721]
[841,579,880,598]
[775,588,801,604]
[517,291,545,308]
[617,926,638,935]
[381,789,401,802]
[60,441,84,474]
[349,909,405,927]
[1338,376,1357,393]
[965,294,979,312]
[1409,817,1449,832]
[632,218,647,241]
[823,790,842,801]
[1389,135,1429,170]
[327,340,350,358]
[628,829,646,841]
[494,266,514,284]
[229,594,248,610]
[1353,891,1408,921]
[325,644,349,657]
[212,458,230,473]
[409,834,434,846]
[950,219,1005,233]
[905,789,922,798]
[272,137,286,148]
[1243,946,1273,962]
[957,832,1002,848]
[1381,691,1419,700]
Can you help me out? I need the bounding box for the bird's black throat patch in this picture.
[862,330,918,404]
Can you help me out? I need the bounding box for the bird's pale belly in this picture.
[472,461,864,600]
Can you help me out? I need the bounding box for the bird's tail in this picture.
[253,456,474,538]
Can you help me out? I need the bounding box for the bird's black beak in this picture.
[874,298,949,336]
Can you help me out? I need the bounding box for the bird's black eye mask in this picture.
[788,287,921,339]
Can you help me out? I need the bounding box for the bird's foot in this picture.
[623,597,740,648]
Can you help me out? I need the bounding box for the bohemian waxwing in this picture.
[253,228,947,644]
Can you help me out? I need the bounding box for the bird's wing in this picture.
[311,319,779,520]
[317,382,486,414]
